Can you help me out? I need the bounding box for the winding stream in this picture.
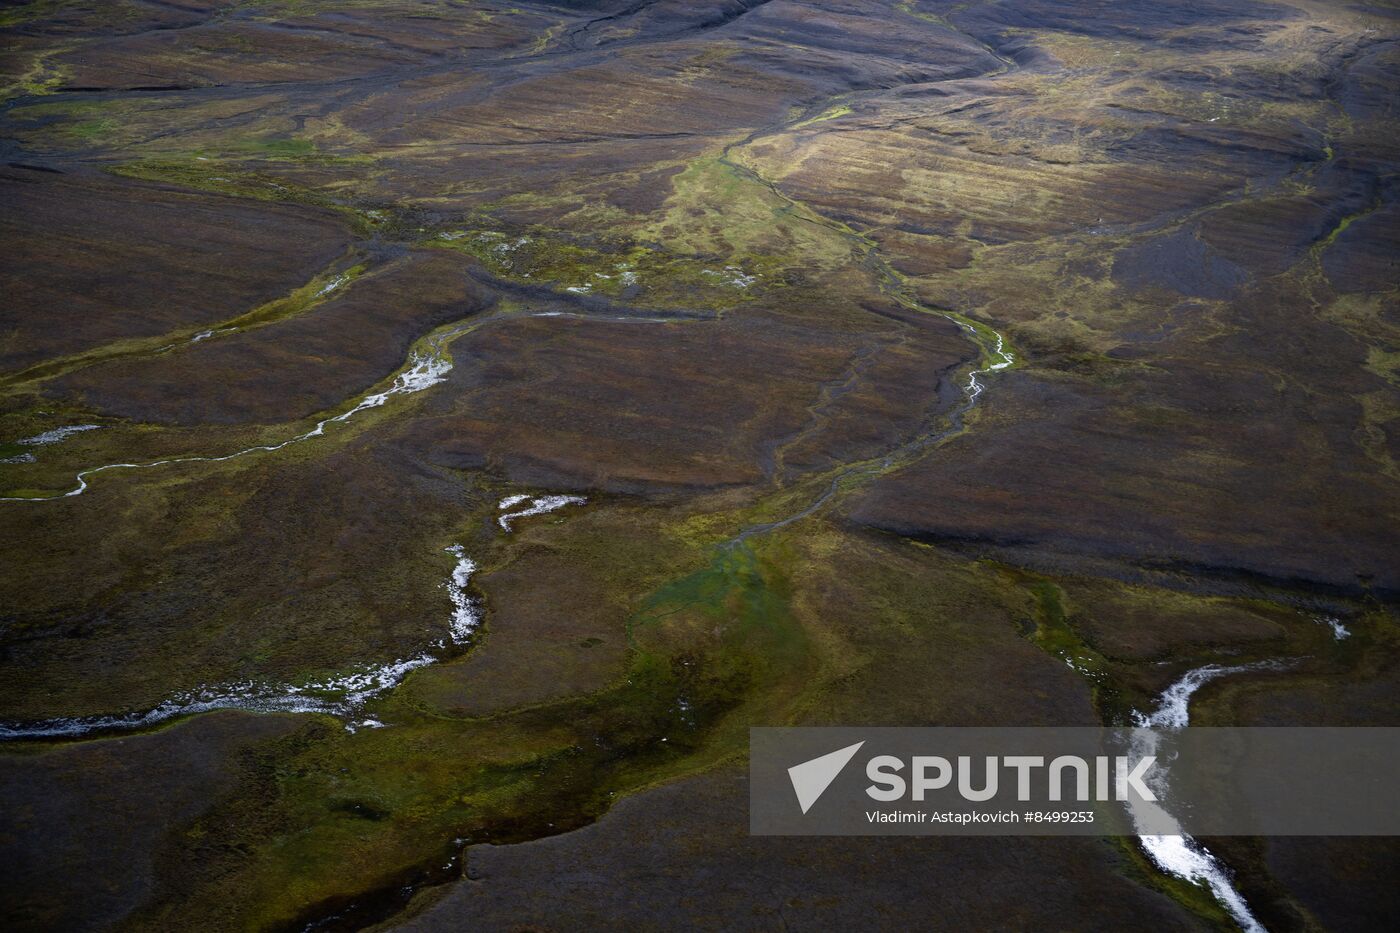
[1127,662,1286,932]
[0,485,600,742]
[0,637,439,740]
[0,349,451,503]
[0,289,1011,742]
[0,12,1314,931]
[0,308,698,504]
[0,523,542,740]
[0,541,486,740]
[0,87,1027,933]
[444,545,483,644]
[498,494,587,531]
[716,92,1288,933]
[0,308,689,739]
[728,313,1011,546]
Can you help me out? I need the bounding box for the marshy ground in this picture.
[0,1,1397,930]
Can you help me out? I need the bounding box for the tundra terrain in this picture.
[0,1,1397,930]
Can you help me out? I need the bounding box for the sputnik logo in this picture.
[787,741,864,814]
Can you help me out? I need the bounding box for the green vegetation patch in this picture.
[111,157,381,233]
[126,527,815,931]
[432,221,773,309]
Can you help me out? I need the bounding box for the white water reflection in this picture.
[1,424,103,465]
[1317,616,1350,640]
[444,545,482,644]
[0,306,703,741]
[498,494,586,531]
[0,653,439,741]
[17,424,103,446]
[315,274,348,298]
[959,325,1014,400]
[0,543,480,741]
[1128,662,1283,932]
[1,351,450,502]
[2,305,707,504]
